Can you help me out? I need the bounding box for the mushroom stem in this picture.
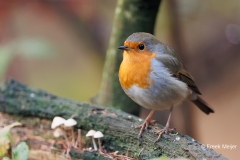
[75,129,82,149]
[98,138,102,151]
[63,132,70,148]
[71,128,75,147]
[65,147,71,159]
[92,137,97,151]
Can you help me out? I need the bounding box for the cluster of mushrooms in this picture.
[51,116,104,158]
[51,116,81,157]
[86,129,104,151]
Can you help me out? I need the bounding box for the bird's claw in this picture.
[155,126,176,142]
[136,118,158,138]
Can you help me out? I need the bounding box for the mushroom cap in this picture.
[53,128,65,138]
[64,118,77,127]
[94,131,104,138]
[86,129,96,137]
[51,116,66,129]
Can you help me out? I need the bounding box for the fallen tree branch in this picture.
[0,79,228,160]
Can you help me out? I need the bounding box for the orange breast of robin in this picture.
[119,44,157,89]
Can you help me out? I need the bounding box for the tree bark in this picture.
[95,0,162,115]
[0,79,228,160]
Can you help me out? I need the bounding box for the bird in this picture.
[118,32,214,141]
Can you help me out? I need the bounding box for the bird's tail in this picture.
[191,96,214,115]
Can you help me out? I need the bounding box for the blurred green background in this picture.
[1,0,240,159]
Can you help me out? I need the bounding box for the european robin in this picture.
[118,32,214,141]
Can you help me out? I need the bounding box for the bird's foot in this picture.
[135,119,157,138]
[155,126,175,142]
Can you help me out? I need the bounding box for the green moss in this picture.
[0,79,229,160]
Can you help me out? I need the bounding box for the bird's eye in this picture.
[138,44,145,50]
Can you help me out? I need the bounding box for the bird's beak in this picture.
[118,46,130,50]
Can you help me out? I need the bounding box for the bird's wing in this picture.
[175,68,201,95]
[156,53,201,95]
[155,54,181,74]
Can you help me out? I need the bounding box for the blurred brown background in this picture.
[0,0,239,159]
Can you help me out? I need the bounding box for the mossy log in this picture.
[0,79,228,160]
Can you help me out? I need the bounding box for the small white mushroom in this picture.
[51,116,66,129]
[64,118,77,127]
[94,131,104,151]
[53,128,70,147]
[64,118,77,147]
[86,130,97,151]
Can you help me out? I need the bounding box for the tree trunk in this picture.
[0,79,228,160]
[95,0,162,115]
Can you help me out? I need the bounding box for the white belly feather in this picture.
[122,59,189,110]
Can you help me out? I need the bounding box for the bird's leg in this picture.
[135,110,155,138]
[156,106,175,141]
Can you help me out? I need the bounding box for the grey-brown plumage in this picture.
[144,33,214,115]
[192,96,214,114]
[174,69,214,114]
